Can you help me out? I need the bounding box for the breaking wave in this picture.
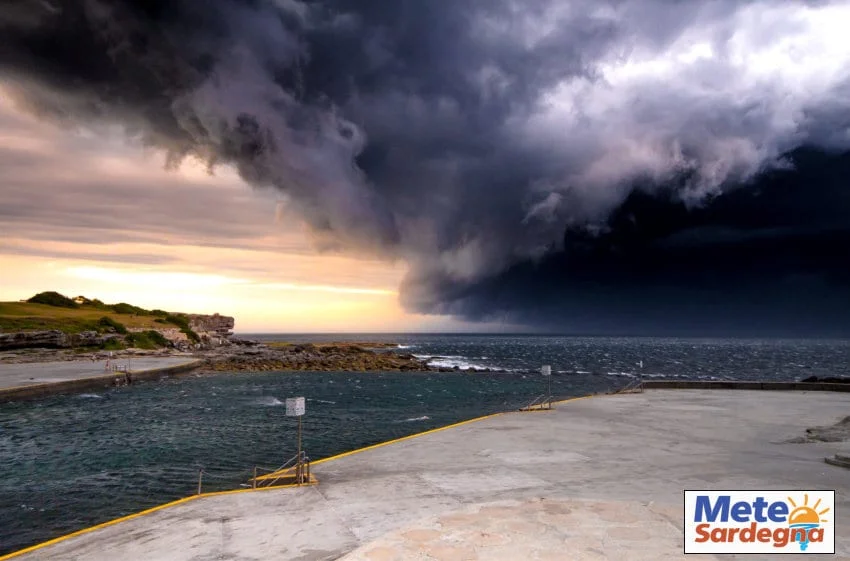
[255,396,283,406]
[399,415,431,422]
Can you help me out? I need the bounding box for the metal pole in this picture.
[197,469,203,495]
[547,375,552,409]
[297,416,303,484]
[543,375,547,408]
[253,466,257,489]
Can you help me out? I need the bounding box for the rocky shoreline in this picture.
[1,299,479,373]
[198,341,435,372]
[0,340,453,373]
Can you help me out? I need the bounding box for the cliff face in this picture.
[0,330,110,351]
[0,330,67,350]
[0,309,235,351]
[187,314,235,339]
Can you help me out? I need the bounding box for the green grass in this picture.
[0,302,171,334]
[163,314,200,343]
[27,291,79,308]
[100,339,126,351]
[97,316,128,334]
[110,302,150,315]
[125,330,170,350]
[0,293,206,341]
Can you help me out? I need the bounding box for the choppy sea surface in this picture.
[2,335,849,554]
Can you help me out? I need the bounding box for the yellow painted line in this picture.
[0,480,318,560]
[200,479,318,497]
[518,394,598,411]
[253,466,301,481]
[0,393,599,559]
[550,394,597,406]
[312,395,602,467]
[312,411,506,466]
[254,472,296,481]
[0,495,199,561]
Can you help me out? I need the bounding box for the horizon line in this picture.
[233,331,850,340]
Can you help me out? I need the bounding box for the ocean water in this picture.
[1,335,849,554]
[249,334,850,381]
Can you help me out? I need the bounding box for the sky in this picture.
[0,90,499,332]
[1,0,850,336]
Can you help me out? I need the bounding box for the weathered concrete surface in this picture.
[339,498,692,561]
[12,390,850,561]
[0,357,201,401]
[0,357,197,389]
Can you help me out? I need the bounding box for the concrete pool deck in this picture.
[5,389,850,561]
[0,357,202,400]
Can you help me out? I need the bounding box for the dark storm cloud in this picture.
[2,0,850,334]
[403,149,850,336]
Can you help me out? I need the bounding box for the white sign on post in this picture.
[286,397,305,417]
[541,365,551,376]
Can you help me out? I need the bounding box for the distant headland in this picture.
[0,291,232,352]
[0,291,439,373]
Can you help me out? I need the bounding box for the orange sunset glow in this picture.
[0,87,505,333]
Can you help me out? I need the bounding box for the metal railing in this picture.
[195,467,253,495]
[520,394,552,411]
[248,451,312,489]
[519,376,644,411]
[615,378,644,394]
[194,452,313,495]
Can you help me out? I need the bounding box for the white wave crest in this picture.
[427,357,503,371]
[606,372,638,378]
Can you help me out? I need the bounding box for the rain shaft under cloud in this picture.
[2,0,850,334]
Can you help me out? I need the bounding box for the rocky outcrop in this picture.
[187,314,234,339]
[0,330,68,350]
[0,330,121,351]
[804,416,850,442]
[68,331,107,347]
[0,346,193,364]
[801,375,850,384]
[129,327,185,342]
[201,342,432,372]
[0,339,455,373]
[229,337,262,346]
[0,310,236,353]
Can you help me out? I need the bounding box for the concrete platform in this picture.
[0,357,202,400]
[0,357,197,390]
[7,390,850,561]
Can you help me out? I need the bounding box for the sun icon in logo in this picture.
[787,494,830,551]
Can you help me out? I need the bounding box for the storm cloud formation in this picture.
[2,0,850,335]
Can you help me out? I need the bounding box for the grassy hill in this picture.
[0,302,168,333]
[0,293,199,344]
